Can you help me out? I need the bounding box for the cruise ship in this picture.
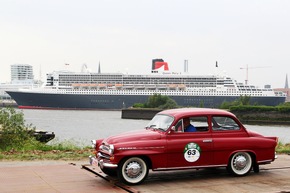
[6,59,286,110]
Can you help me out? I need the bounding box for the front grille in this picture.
[97,152,110,160]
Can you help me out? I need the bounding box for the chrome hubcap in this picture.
[126,162,142,178]
[234,155,247,170]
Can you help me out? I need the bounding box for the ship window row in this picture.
[57,82,218,87]
[122,78,217,83]
[63,90,264,96]
[59,78,122,82]
[55,76,221,86]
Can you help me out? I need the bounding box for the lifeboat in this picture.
[168,84,177,90]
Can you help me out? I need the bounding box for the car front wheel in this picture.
[118,157,149,185]
[228,152,252,176]
[100,167,117,176]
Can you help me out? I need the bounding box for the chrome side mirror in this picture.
[168,126,176,134]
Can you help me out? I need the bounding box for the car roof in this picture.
[158,108,236,119]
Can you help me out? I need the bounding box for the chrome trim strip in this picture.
[117,146,165,150]
[202,139,212,143]
[257,159,273,164]
[154,164,227,171]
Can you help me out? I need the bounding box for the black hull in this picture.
[6,91,286,110]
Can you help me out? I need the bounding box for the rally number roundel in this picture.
[184,143,201,162]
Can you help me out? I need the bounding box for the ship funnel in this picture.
[152,59,169,71]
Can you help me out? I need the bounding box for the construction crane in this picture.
[240,65,271,85]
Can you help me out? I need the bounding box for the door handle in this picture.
[203,139,212,143]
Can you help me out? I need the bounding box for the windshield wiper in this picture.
[145,125,166,132]
[156,128,165,132]
[145,125,155,130]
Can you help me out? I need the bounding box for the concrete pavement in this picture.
[0,155,290,193]
[0,160,126,193]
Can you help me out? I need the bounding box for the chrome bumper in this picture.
[89,155,118,169]
[89,155,99,166]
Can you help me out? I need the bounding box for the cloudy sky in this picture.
[0,0,289,88]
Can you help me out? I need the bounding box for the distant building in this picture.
[11,64,34,84]
[274,74,290,102]
[1,64,39,100]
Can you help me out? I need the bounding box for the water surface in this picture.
[21,109,290,146]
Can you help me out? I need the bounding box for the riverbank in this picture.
[121,108,290,125]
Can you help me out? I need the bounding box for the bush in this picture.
[229,105,290,113]
[0,108,40,151]
[144,94,178,109]
[132,103,145,108]
[220,95,251,109]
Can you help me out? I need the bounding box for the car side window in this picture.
[190,116,209,132]
[212,116,240,131]
[174,116,209,132]
[174,119,183,132]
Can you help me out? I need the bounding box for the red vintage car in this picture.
[90,108,278,185]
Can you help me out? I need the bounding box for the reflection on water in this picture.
[21,109,290,146]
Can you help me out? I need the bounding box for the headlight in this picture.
[109,144,114,155]
[91,140,97,148]
[99,143,114,155]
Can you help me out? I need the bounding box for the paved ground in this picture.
[0,160,126,193]
[0,155,290,193]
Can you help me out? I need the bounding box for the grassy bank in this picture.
[0,147,93,161]
[276,142,290,154]
[0,138,94,161]
[1,143,289,161]
[0,107,94,161]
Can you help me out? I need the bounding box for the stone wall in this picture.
[121,109,160,120]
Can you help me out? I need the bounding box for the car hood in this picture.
[104,129,162,145]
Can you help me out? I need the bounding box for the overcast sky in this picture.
[0,0,289,88]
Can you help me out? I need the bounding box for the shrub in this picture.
[0,108,39,151]
[136,94,178,109]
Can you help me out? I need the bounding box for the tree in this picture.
[239,95,251,105]
[219,95,251,109]
[143,94,178,109]
[0,108,37,151]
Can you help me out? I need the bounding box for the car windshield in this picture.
[145,114,174,132]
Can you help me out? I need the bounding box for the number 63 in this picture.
[187,149,196,155]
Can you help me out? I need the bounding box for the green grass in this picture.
[0,148,93,161]
[276,142,290,154]
[0,140,94,161]
[0,137,94,161]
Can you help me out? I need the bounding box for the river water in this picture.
[21,109,290,147]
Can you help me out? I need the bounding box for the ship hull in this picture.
[6,91,285,110]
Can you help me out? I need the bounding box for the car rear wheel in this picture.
[118,157,148,185]
[228,152,252,176]
[253,163,260,173]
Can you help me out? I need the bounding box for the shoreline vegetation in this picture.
[1,93,290,161]
[128,94,290,125]
[122,108,290,125]
[0,107,93,161]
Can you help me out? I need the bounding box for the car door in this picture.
[166,116,213,168]
[211,115,249,165]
